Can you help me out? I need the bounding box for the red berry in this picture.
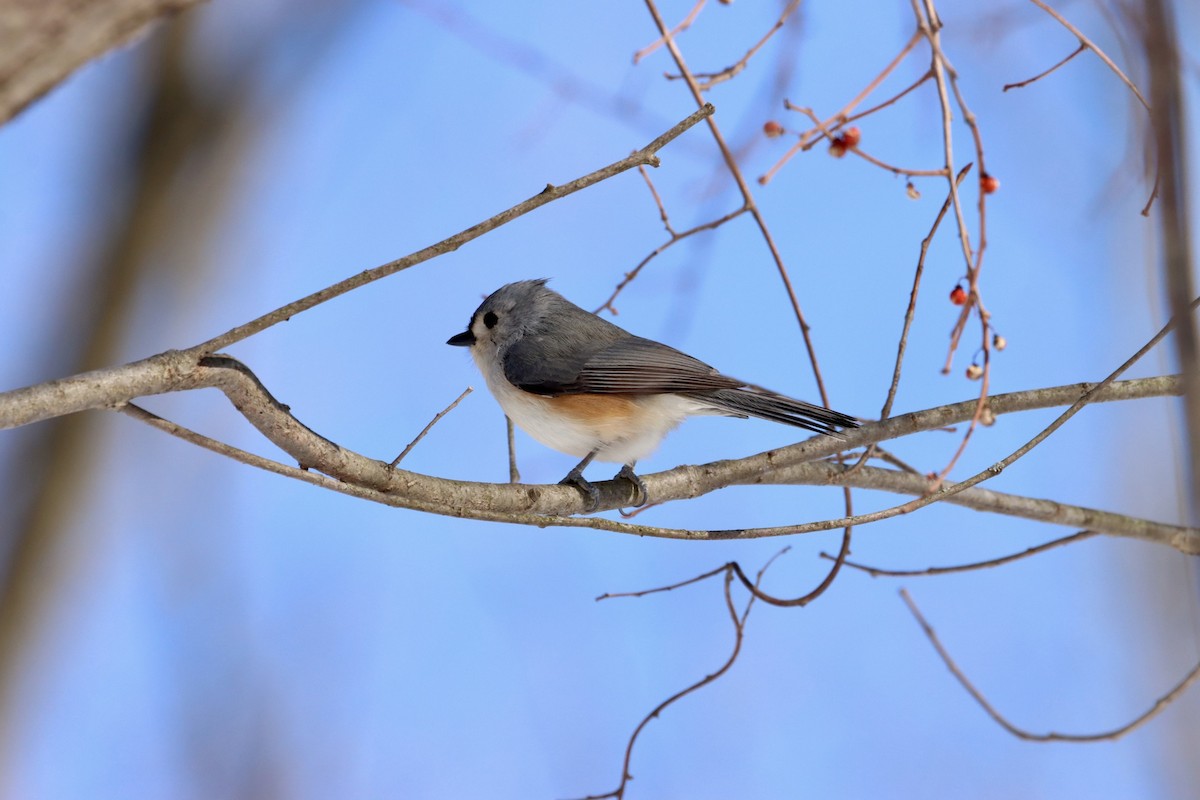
[949,285,968,305]
[841,126,861,148]
[763,120,785,138]
[981,173,1000,194]
[828,139,847,158]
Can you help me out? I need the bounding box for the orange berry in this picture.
[949,285,968,305]
[763,120,785,138]
[981,173,1000,194]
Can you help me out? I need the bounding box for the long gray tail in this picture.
[685,388,859,436]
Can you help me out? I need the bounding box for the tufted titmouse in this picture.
[448,279,858,510]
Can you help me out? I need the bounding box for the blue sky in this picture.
[1,1,1198,797]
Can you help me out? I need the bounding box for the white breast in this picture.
[471,347,710,465]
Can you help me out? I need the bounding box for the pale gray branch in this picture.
[762,461,1196,553]
[2,341,1189,548]
[0,350,201,428]
[23,349,1184,550]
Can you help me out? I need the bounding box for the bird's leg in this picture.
[560,450,600,513]
[615,462,648,508]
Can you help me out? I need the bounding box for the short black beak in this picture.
[447,330,475,347]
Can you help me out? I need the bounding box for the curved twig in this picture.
[822,530,1100,577]
[96,357,1194,551]
[583,551,784,799]
[901,589,1200,741]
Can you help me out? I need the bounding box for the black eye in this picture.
[483,311,498,329]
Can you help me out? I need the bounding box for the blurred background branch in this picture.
[0,0,205,124]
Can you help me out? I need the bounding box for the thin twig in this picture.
[885,163,972,421]
[761,34,928,184]
[666,0,802,89]
[812,29,924,131]
[638,164,674,235]
[794,30,925,148]
[913,0,974,283]
[617,498,664,518]
[788,105,948,178]
[633,0,705,64]
[119,402,565,524]
[845,164,972,478]
[901,589,1200,741]
[832,69,932,132]
[595,206,747,315]
[582,551,784,800]
[1026,0,1150,110]
[120,401,289,469]
[596,562,734,601]
[390,387,472,467]
[193,104,715,353]
[822,530,1099,576]
[870,445,924,474]
[728,527,851,607]
[1003,42,1087,91]
[592,163,750,315]
[850,147,949,178]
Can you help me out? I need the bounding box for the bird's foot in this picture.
[559,468,600,513]
[615,464,648,508]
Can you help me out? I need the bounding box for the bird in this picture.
[447,279,858,511]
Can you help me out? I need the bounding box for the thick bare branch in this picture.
[1,334,1188,524]
[764,462,1190,549]
[0,350,202,429]
[42,351,1185,549]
